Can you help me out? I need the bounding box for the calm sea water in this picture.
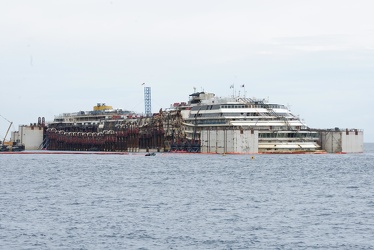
[1,144,374,249]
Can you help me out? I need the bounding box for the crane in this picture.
[0,114,13,146]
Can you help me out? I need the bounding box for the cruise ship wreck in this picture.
[12,91,364,154]
[181,92,320,153]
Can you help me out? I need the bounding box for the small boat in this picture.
[145,152,156,156]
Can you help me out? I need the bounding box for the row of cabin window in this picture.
[259,133,319,138]
[193,112,289,118]
[220,104,286,109]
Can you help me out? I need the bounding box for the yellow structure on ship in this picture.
[93,103,113,111]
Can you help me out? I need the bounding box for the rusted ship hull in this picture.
[45,108,200,153]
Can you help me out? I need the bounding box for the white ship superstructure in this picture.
[181,92,320,153]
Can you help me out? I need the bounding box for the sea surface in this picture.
[1,144,374,249]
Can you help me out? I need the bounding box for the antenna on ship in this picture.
[143,84,152,117]
[241,84,246,98]
[230,84,234,98]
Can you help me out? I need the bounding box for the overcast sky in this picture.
[1,0,373,142]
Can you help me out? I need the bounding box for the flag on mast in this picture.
[230,84,234,89]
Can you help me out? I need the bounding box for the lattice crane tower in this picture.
[144,86,152,116]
